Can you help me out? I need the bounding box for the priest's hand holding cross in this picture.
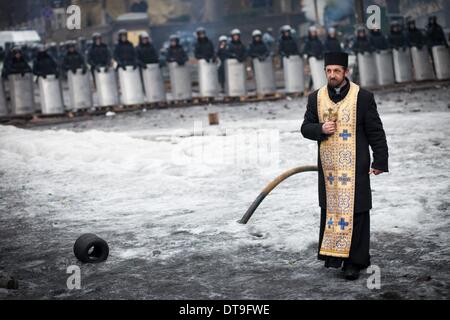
[322,121,337,135]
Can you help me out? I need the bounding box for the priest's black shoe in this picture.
[343,263,360,281]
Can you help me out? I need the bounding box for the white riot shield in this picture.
[225,59,247,97]
[283,55,305,94]
[67,69,93,110]
[0,78,7,116]
[393,48,414,83]
[118,66,145,105]
[198,59,219,98]
[432,45,450,80]
[308,57,327,90]
[357,52,378,87]
[9,73,35,115]
[374,50,395,86]
[38,75,65,115]
[168,62,192,100]
[95,67,119,107]
[142,64,166,103]
[411,47,435,81]
[253,57,276,95]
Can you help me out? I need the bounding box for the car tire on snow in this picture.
[73,233,109,264]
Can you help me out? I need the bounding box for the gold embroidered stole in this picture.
[318,82,360,258]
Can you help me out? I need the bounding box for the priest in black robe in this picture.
[301,52,389,280]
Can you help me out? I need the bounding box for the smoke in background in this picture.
[302,0,354,27]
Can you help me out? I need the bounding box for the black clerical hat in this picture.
[324,52,348,68]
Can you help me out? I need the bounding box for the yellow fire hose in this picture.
[239,165,319,224]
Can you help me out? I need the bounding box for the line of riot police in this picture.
[351,16,449,86]
[1,16,449,117]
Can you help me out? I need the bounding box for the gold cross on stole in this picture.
[323,107,338,122]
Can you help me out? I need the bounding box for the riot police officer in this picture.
[136,31,159,68]
[33,45,59,78]
[406,20,426,49]
[248,30,270,61]
[303,26,324,59]
[226,29,247,63]
[62,41,87,75]
[88,33,113,72]
[324,27,342,53]
[278,25,299,58]
[166,34,189,66]
[388,21,409,50]
[352,26,374,54]
[194,27,216,62]
[1,47,32,79]
[114,29,138,70]
[426,16,448,48]
[369,28,389,52]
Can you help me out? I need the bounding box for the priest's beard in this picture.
[328,76,346,89]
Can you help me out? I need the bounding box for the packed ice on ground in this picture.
[0,85,449,299]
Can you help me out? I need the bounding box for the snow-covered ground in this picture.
[0,84,449,299]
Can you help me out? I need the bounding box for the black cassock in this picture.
[301,80,389,269]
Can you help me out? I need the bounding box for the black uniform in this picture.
[301,80,389,268]
[166,40,188,66]
[369,30,389,51]
[114,39,137,69]
[217,44,228,62]
[278,34,299,57]
[226,39,247,63]
[88,43,112,70]
[324,35,342,53]
[352,33,374,54]
[388,25,409,49]
[1,51,32,78]
[248,39,270,60]
[33,51,59,78]
[217,42,228,89]
[136,39,159,67]
[194,37,215,62]
[62,49,86,74]
[406,24,426,49]
[426,20,448,47]
[303,35,324,59]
